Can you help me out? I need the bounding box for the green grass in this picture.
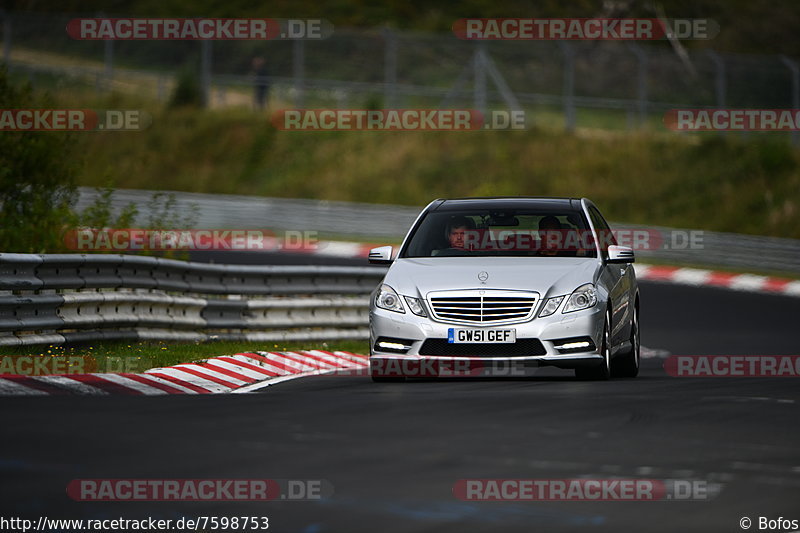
[1,339,369,374]
[63,98,800,239]
[12,72,798,242]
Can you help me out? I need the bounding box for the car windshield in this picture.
[402,208,597,258]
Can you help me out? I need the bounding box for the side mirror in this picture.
[607,245,635,264]
[368,246,394,264]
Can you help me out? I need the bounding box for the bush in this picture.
[0,68,78,253]
[76,184,139,231]
[168,66,204,109]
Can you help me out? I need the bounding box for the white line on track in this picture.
[0,379,49,395]
[30,375,108,395]
[232,368,340,394]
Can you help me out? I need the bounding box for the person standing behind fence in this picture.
[250,56,270,111]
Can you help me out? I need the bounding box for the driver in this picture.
[433,216,476,256]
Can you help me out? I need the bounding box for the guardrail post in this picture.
[558,41,576,132]
[780,55,800,146]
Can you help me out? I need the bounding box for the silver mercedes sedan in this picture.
[368,197,639,381]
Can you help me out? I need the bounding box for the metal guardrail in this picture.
[0,253,387,346]
[76,188,800,274]
[614,223,800,275]
[74,187,417,239]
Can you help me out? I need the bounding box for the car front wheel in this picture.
[612,304,640,378]
[575,307,612,381]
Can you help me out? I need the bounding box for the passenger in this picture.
[538,216,563,256]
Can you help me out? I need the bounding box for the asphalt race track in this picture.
[2,253,798,532]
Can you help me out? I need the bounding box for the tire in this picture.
[575,307,612,381]
[612,303,640,378]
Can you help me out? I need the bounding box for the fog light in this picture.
[554,341,591,350]
[551,336,596,354]
[374,337,415,354]
[378,341,409,351]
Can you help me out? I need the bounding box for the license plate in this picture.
[447,328,516,344]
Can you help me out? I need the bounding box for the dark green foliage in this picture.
[0,68,78,253]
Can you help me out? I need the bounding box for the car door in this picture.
[588,205,631,350]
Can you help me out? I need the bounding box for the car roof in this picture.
[432,197,584,211]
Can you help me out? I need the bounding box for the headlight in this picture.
[538,295,565,317]
[375,284,405,313]
[404,296,427,317]
[562,283,597,313]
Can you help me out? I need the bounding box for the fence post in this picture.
[2,10,10,66]
[293,39,305,108]
[558,41,576,132]
[157,75,166,102]
[104,38,113,90]
[473,43,487,116]
[627,43,648,127]
[200,39,212,108]
[706,50,726,107]
[96,12,113,91]
[706,50,726,136]
[780,55,799,146]
[217,84,226,107]
[383,28,397,108]
[481,48,522,113]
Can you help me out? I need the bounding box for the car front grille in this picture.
[419,338,547,357]
[428,290,538,324]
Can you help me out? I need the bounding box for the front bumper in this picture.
[369,303,605,376]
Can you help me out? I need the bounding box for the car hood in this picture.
[382,256,601,299]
